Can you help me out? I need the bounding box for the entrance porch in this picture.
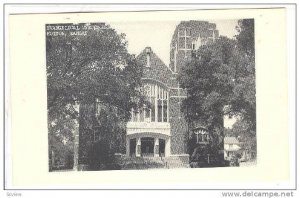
[126,133,170,157]
[126,121,171,157]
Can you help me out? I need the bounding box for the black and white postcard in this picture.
[5,7,294,190]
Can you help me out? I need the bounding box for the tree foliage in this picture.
[224,118,256,155]
[47,23,143,115]
[46,23,143,169]
[178,19,255,147]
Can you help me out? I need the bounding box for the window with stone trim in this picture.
[186,37,192,49]
[192,43,196,50]
[178,28,185,37]
[186,28,191,37]
[178,28,192,50]
[179,37,185,49]
[194,128,210,144]
[130,83,169,123]
[170,49,174,61]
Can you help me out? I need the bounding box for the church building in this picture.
[125,20,219,158]
[75,20,220,169]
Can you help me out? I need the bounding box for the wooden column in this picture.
[154,137,159,157]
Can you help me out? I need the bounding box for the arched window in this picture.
[194,128,210,144]
[131,83,169,123]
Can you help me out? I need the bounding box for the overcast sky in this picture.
[110,20,238,66]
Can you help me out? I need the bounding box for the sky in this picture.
[110,20,239,66]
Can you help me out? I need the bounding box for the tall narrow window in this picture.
[132,110,138,122]
[145,106,150,122]
[130,84,169,123]
[157,99,162,122]
[179,28,185,37]
[192,43,196,50]
[186,28,191,36]
[170,49,174,61]
[140,107,144,122]
[146,54,150,67]
[146,47,151,67]
[151,97,155,122]
[186,37,192,49]
[163,91,168,122]
[163,104,168,122]
[179,37,185,49]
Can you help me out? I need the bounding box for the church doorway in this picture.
[141,137,154,157]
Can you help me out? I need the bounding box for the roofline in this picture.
[136,46,177,75]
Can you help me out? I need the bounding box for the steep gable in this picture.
[136,47,177,88]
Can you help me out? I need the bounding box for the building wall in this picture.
[169,97,188,154]
[136,47,188,155]
[77,21,221,165]
[135,20,220,155]
[168,20,224,156]
[169,21,219,73]
[168,21,219,153]
[137,48,177,88]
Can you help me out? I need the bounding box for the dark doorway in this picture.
[159,139,165,157]
[129,138,136,157]
[141,137,154,157]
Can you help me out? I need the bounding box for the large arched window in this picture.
[131,83,169,123]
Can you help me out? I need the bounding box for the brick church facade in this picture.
[126,46,188,158]
[125,21,219,158]
[75,20,220,169]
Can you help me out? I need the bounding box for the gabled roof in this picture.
[136,47,174,73]
[224,137,240,144]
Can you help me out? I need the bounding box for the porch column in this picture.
[165,137,171,157]
[126,136,130,157]
[136,137,141,157]
[154,137,159,157]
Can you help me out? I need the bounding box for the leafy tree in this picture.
[235,19,255,56]
[47,23,143,114]
[46,23,143,169]
[229,19,255,132]
[48,104,76,170]
[224,119,256,156]
[179,36,236,153]
[178,19,255,158]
